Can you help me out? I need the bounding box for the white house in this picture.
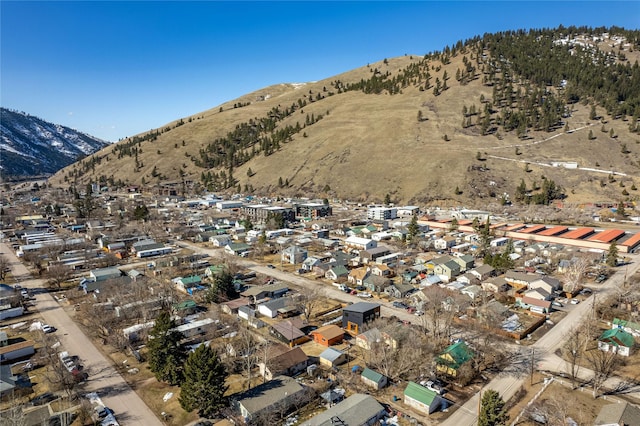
[344,236,377,251]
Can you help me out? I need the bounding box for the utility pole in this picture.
[530,348,535,386]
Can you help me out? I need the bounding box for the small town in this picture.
[1,184,640,426]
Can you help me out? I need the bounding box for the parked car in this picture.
[392,301,408,309]
[551,301,563,307]
[423,380,446,395]
[267,264,276,269]
[42,324,56,334]
[414,310,425,316]
[406,306,416,314]
[570,299,580,305]
[96,406,114,419]
[30,392,56,406]
[21,289,29,298]
[357,292,372,298]
[595,274,608,283]
[355,285,366,291]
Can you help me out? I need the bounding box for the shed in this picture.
[404,381,446,414]
[310,325,344,347]
[319,347,347,368]
[598,328,635,357]
[361,368,388,390]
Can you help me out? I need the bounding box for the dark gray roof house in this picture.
[301,393,386,426]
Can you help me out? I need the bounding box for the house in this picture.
[504,271,539,289]
[433,259,461,281]
[612,318,640,338]
[598,329,635,357]
[355,328,384,350]
[302,256,322,272]
[470,264,495,281]
[319,347,347,368]
[259,346,308,380]
[361,368,388,390]
[482,277,510,293]
[174,275,204,294]
[342,302,381,334]
[89,266,122,282]
[384,283,415,299]
[241,282,289,303]
[361,246,391,264]
[370,263,393,277]
[210,234,232,247]
[404,381,447,415]
[271,318,308,346]
[348,267,370,286]
[529,276,561,293]
[0,340,35,363]
[460,284,483,300]
[0,364,31,397]
[344,236,377,251]
[224,242,251,256]
[594,401,640,426]
[523,287,551,301]
[311,325,344,347]
[258,297,293,318]
[220,297,251,315]
[434,236,457,251]
[516,296,552,314]
[452,254,475,272]
[436,340,474,377]
[281,245,308,265]
[232,376,308,421]
[172,318,217,340]
[325,265,349,281]
[363,275,391,294]
[302,393,386,426]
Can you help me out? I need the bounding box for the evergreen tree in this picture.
[606,241,619,267]
[179,344,229,419]
[206,269,238,303]
[147,311,187,385]
[478,389,509,426]
[407,215,420,241]
[384,193,392,205]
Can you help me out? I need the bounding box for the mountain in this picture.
[50,26,640,206]
[0,108,109,179]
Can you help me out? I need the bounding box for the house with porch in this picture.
[281,245,308,265]
[325,265,349,281]
[259,346,308,380]
[598,328,635,356]
[363,275,391,294]
[436,340,474,377]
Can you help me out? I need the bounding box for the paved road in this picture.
[442,253,640,426]
[178,241,419,324]
[1,242,162,426]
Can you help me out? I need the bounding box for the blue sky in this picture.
[2,1,638,142]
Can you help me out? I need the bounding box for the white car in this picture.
[414,310,425,316]
[570,299,580,305]
[42,324,56,334]
[357,292,372,298]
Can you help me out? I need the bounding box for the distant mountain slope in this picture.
[0,108,109,179]
[50,26,640,205]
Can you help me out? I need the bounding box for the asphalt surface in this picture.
[1,242,162,426]
[442,253,640,426]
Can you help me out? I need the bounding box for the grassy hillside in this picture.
[50,27,640,206]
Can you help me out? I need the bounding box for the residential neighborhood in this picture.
[1,185,640,426]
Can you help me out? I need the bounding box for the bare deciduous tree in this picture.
[45,263,74,289]
[562,256,591,294]
[294,285,325,322]
[0,254,11,281]
[585,345,620,398]
[561,326,589,388]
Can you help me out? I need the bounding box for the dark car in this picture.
[30,392,56,406]
[393,301,408,309]
[267,264,276,269]
[595,274,608,283]
[355,285,366,291]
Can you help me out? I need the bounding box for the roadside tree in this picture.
[179,344,228,418]
[479,389,509,426]
[147,311,187,385]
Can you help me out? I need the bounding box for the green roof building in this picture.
[436,340,474,377]
[404,381,446,414]
[598,328,635,357]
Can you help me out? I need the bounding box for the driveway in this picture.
[1,242,162,425]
